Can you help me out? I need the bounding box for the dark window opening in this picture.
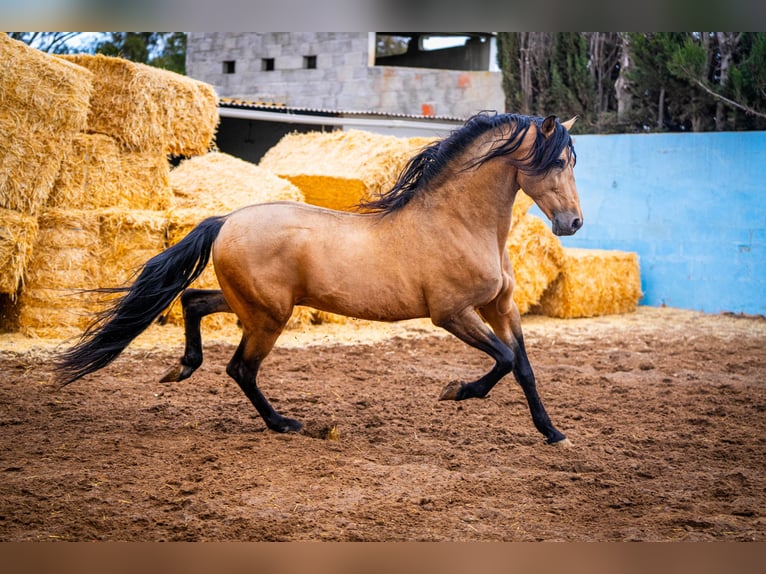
[262,58,275,71]
[374,33,495,71]
[303,55,317,69]
[222,60,236,74]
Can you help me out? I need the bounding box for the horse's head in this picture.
[517,116,583,237]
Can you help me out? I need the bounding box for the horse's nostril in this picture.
[572,218,582,231]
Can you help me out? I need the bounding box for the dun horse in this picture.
[57,112,582,446]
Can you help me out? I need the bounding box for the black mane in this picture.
[360,112,576,214]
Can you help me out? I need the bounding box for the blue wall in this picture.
[530,131,766,315]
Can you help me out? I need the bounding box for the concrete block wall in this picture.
[534,131,766,315]
[186,32,504,118]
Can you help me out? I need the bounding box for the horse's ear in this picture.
[541,115,557,139]
[561,116,578,131]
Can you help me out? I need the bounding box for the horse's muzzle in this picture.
[552,212,583,236]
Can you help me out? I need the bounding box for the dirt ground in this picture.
[1,306,764,541]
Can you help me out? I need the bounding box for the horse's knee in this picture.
[497,347,515,375]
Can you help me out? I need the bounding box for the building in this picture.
[186,32,504,119]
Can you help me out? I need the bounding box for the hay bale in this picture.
[98,209,168,288]
[47,133,172,210]
[163,152,306,328]
[0,33,93,215]
[0,208,39,295]
[169,152,304,211]
[17,209,102,337]
[534,247,643,318]
[58,53,218,156]
[17,287,101,338]
[506,214,565,314]
[259,130,437,211]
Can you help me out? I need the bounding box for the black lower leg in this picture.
[160,290,230,383]
[439,329,515,401]
[226,342,302,433]
[513,337,566,444]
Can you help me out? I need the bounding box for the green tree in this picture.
[94,32,187,74]
[730,33,766,130]
[548,33,595,129]
[668,33,766,130]
[624,33,690,131]
[496,33,555,118]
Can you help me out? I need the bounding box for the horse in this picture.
[56,111,582,446]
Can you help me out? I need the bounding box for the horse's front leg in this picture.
[436,307,515,401]
[160,289,232,382]
[476,298,571,447]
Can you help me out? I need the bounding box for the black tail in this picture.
[56,216,227,385]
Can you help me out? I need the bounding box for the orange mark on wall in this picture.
[421,103,435,117]
[457,73,471,88]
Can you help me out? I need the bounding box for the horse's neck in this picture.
[424,158,518,241]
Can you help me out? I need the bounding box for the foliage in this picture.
[496,32,766,133]
[94,33,187,75]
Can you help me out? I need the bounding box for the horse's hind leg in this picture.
[160,289,232,382]
[227,319,302,433]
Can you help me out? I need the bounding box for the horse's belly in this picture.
[299,276,429,322]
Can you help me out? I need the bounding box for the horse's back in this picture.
[212,201,431,321]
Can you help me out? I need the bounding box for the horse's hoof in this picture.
[438,381,463,401]
[549,437,574,448]
[270,418,304,434]
[159,363,195,383]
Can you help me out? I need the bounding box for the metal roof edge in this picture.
[218,97,467,123]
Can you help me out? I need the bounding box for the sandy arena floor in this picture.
[1,307,764,541]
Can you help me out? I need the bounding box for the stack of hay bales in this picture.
[532,248,642,318]
[58,54,219,157]
[0,34,93,297]
[259,130,436,211]
[164,151,311,330]
[5,47,220,337]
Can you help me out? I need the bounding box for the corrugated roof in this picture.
[218,97,467,122]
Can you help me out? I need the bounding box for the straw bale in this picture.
[97,209,169,288]
[259,130,437,211]
[534,247,642,318]
[47,134,172,210]
[17,287,101,338]
[24,209,100,287]
[0,34,93,215]
[17,209,102,337]
[169,152,304,212]
[0,208,39,295]
[506,214,565,315]
[58,53,218,156]
[35,208,101,249]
